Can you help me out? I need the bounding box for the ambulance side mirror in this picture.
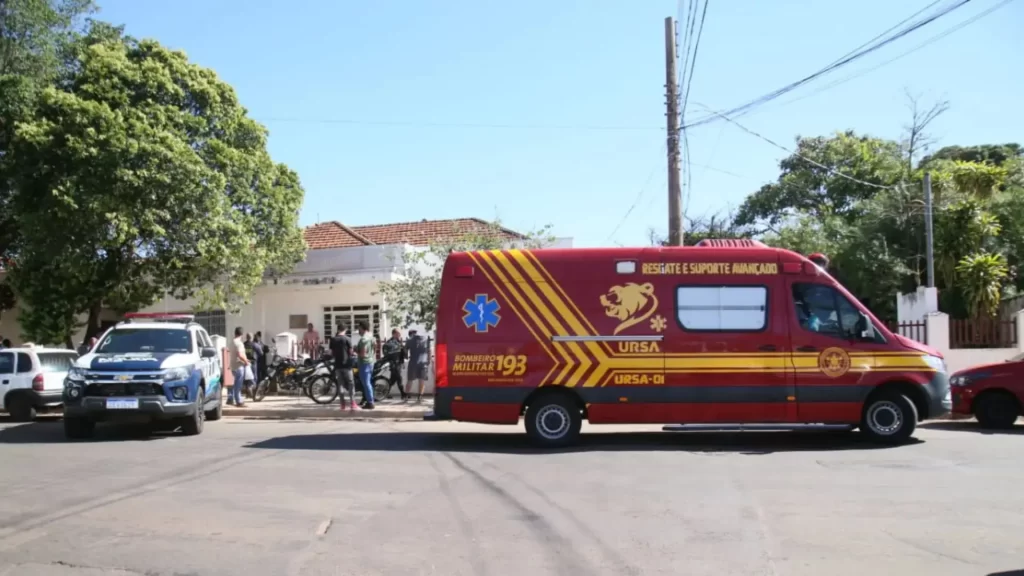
[856,313,875,342]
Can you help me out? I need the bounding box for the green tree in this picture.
[921,143,1023,167]
[6,25,304,345]
[956,252,1009,318]
[0,0,95,318]
[734,131,905,230]
[377,221,553,331]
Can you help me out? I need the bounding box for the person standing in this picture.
[252,330,266,383]
[77,336,97,356]
[404,329,430,403]
[382,329,407,400]
[355,321,376,410]
[329,325,356,410]
[229,326,248,407]
[302,322,320,358]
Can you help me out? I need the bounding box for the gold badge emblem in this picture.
[818,347,851,378]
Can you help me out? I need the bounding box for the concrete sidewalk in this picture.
[223,395,432,420]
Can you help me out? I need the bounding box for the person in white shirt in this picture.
[229,326,249,407]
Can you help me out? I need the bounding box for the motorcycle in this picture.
[251,354,328,402]
[302,351,405,405]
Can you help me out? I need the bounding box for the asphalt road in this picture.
[0,417,1022,576]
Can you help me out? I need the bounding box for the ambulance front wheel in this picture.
[525,394,582,448]
[860,391,918,444]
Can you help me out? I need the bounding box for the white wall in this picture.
[897,286,939,323]
[945,348,1018,374]
[922,311,1024,374]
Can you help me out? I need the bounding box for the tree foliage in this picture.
[734,131,905,230]
[6,24,304,345]
[728,100,1023,321]
[0,0,95,316]
[377,221,554,331]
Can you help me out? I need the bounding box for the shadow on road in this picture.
[244,429,919,455]
[988,571,1024,576]
[920,421,1024,436]
[0,419,183,444]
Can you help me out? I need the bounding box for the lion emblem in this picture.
[818,347,851,378]
[600,283,659,334]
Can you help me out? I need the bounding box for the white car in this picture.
[62,314,224,439]
[0,345,79,422]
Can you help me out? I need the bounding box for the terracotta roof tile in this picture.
[304,218,526,250]
[303,222,375,250]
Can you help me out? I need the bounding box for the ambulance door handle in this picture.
[796,346,817,352]
[758,345,777,352]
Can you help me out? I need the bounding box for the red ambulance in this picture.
[429,240,950,447]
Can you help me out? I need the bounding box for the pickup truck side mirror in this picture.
[201,347,218,359]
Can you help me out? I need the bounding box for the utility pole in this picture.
[664,16,683,246]
[924,171,935,288]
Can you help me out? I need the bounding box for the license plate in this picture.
[106,398,139,410]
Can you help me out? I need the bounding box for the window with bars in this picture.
[323,305,380,338]
[192,310,226,338]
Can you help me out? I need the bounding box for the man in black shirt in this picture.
[329,325,356,410]
[382,329,407,400]
[404,330,429,403]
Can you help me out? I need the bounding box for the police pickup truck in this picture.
[62,313,224,439]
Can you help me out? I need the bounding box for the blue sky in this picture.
[96,0,1023,248]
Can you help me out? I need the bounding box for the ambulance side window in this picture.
[676,286,768,331]
[792,283,860,339]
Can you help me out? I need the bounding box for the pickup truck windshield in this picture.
[96,329,192,354]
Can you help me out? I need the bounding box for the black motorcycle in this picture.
[251,355,319,402]
[373,351,405,400]
[303,352,404,405]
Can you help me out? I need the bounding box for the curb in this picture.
[223,407,429,421]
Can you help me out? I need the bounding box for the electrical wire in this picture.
[694,103,894,190]
[607,141,667,243]
[675,0,708,219]
[255,117,664,132]
[681,0,975,130]
[821,0,946,69]
[773,0,1018,110]
[680,0,709,122]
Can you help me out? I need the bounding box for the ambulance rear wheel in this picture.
[525,394,581,448]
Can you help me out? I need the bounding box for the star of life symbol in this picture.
[462,294,501,333]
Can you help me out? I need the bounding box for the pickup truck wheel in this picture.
[8,395,36,422]
[525,394,582,448]
[860,391,918,444]
[181,391,205,436]
[974,392,1019,430]
[64,416,95,440]
[205,386,223,421]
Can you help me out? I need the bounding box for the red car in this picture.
[950,354,1024,429]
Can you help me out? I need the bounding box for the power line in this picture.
[255,117,664,132]
[680,0,709,122]
[681,0,975,129]
[608,141,666,243]
[821,0,946,69]
[694,103,893,190]
[773,0,1017,110]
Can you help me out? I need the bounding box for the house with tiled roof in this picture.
[128,218,570,362]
